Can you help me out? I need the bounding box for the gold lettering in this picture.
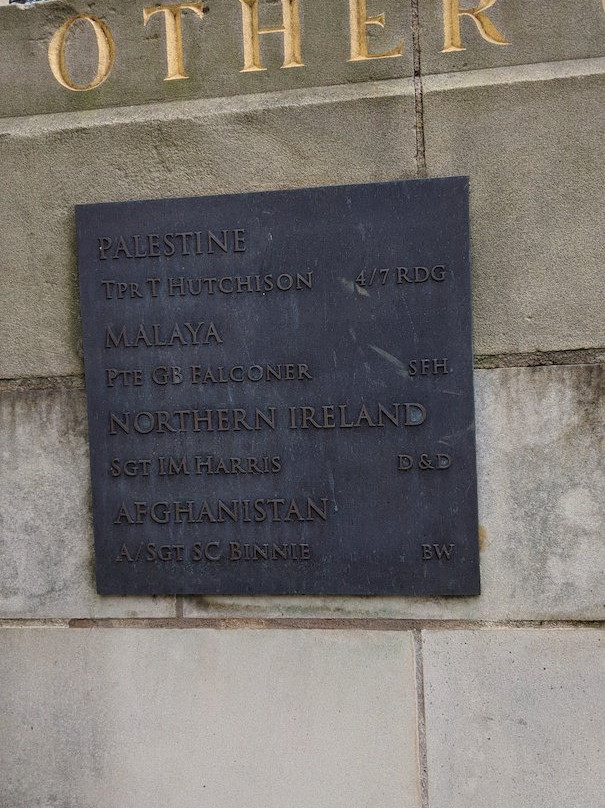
[348,0,403,61]
[442,0,509,53]
[239,0,303,72]
[48,15,115,91]
[143,3,206,81]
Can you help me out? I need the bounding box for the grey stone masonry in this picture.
[0,2,604,808]
[0,3,603,806]
[0,0,412,117]
[1,365,602,619]
[423,61,605,355]
[183,363,605,620]
[422,629,605,808]
[0,389,175,617]
[2,64,605,377]
[418,0,605,75]
[0,82,416,379]
[0,627,421,808]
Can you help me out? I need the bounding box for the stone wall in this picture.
[1,2,604,806]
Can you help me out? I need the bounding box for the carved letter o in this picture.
[49,15,115,91]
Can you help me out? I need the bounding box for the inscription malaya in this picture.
[76,179,480,595]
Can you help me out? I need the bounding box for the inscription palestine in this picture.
[76,177,480,595]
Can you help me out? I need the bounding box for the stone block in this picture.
[0,389,174,617]
[0,81,416,379]
[0,627,420,808]
[183,364,605,620]
[423,63,605,354]
[3,366,602,620]
[0,0,412,118]
[422,629,605,808]
[418,0,605,75]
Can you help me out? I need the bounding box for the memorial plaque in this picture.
[76,178,480,595]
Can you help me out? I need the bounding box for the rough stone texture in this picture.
[423,63,605,355]
[3,365,603,620]
[0,389,174,617]
[418,0,605,75]
[0,81,416,379]
[0,0,412,118]
[184,364,605,620]
[3,63,604,379]
[0,627,420,808]
[422,629,605,808]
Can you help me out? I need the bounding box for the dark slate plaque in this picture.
[76,178,480,596]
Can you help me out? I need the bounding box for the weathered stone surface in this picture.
[184,364,605,620]
[0,0,412,118]
[0,389,174,617]
[418,0,605,75]
[0,81,416,379]
[3,65,604,379]
[422,629,605,808]
[3,366,602,619]
[423,63,605,355]
[0,627,420,808]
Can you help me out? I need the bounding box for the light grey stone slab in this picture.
[3,365,602,620]
[183,364,605,620]
[423,64,605,355]
[0,627,420,808]
[418,0,605,75]
[422,629,605,808]
[0,80,416,379]
[0,389,175,617]
[0,0,412,118]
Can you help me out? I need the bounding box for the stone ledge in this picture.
[421,55,605,89]
[0,77,416,132]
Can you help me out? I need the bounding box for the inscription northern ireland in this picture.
[76,178,480,595]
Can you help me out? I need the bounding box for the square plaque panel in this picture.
[76,178,480,595]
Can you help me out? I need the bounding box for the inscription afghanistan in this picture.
[76,178,480,595]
